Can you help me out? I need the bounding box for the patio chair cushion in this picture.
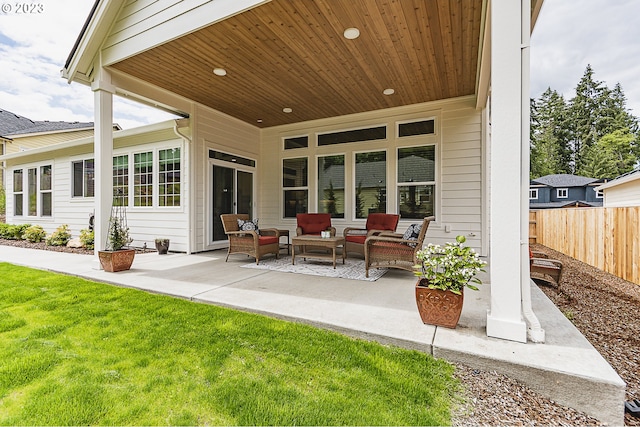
[237,218,259,232]
[402,223,422,247]
[258,235,279,246]
[297,213,332,235]
[345,235,367,245]
[365,213,400,232]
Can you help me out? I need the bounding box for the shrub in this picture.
[0,187,5,215]
[80,228,94,250]
[46,224,71,246]
[23,225,46,243]
[0,223,30,240]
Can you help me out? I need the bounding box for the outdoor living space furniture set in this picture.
[222,211,437,277]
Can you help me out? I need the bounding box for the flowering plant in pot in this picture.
[413,235,486,328]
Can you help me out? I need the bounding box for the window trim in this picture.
[11,162,53,219]
[396,143,438,220]
[12,168,23,217]
[282,156,309,219]
[395,117,437,138]
[71,158,95,199]
[158,147,181,208]
[594,188,603,198]
[529,189,538,200]
[557,188,568,199]
[353,149,388,220]
[316,153,346,219]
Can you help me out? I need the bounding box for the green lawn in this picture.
[0,262,461,425]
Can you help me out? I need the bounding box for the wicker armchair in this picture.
[364,216,434,278]
[529,248,563,287]
[343,213,400,258]
[220,214,280,265]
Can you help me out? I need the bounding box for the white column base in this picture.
[486,310,527,343]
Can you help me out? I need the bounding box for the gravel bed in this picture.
[0,234,636,425]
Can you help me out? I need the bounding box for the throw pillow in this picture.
[402,223,422,247]
[237,218,259,233]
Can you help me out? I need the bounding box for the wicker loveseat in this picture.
[220,214,280,265]
[343,213,400,258]
[364,216,434,277]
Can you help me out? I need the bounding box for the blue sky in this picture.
[0,0,639,130]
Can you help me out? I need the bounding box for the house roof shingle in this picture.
[530,174,599,188]
[0,108,93,138]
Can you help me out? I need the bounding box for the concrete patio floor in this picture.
[0,246,625,425]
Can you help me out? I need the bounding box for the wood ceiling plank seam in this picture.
[328,0,409,109]
[386,0,433,104]
[411,0,445,99]
[290,0,385,112]
[461,1,482,95]
[424,0,451,100]
[436,0,458,97]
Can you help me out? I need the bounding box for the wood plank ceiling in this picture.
[111,0,483,128]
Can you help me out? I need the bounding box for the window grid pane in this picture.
[158,148,181,207]
[134,152,152,207]
[84,159,95,197]
[355,151,387,219]
[398,184,434,219]
[318,154,345,218]
[113,155,129,206]
[13,169,23,216]
[397,146,435,183]
[28,168,37,216]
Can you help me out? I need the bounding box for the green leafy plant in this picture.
[46,224,71,246]
[23,225,46,243]
[0,187,6,215]
[80,228,94,250]
[0,223,30,240]
[414,235,486,295]
[106,206,132,251]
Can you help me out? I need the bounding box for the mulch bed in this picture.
[531,243,640,426]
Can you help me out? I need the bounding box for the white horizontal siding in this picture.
[603,182,640,207]
[191,103,261,252]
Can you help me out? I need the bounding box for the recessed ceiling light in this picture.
[343,27,360,40]
[213,68,227,76]
[257,119,263,123]
[383,88,395,95]
[283,107,293,113]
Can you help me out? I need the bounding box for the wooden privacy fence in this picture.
[531,207,640,285]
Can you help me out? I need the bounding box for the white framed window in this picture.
[133,151,153,207]
[317,154,345,218]
[113,155,129,206]
[529,189,538,200]
[354,150,387,219]
[158,148,181,207]
[12,163,52,218]
[72,159,94,198]
[397,145,436,220]
[13,169,23,216]
[557,188,568,198]
[595,189,603,198]
[283,157,308,218]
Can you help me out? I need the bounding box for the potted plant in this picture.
[413,235,486,328]
[155,238,170,254]
[98,205,135,272]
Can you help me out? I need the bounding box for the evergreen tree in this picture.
[530,88,571,177]
[531,65,640,178]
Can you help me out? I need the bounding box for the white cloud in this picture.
[0,0,176,128]
[531,0,640,117]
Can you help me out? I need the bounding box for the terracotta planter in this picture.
[98,249,135,272]
[415,279,464,328]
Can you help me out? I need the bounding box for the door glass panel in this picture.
[237,171,253,216]
[213,165,234,242]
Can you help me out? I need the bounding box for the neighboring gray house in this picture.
[529,174,607,209]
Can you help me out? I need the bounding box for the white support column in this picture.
[486,0,528,342]
[91,70,115,263]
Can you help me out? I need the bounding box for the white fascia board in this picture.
[596,171,640,191]
[0,120,180,162]
[101,0,271,67]
[62,0,127,84]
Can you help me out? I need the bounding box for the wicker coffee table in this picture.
[291,235,345,269]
